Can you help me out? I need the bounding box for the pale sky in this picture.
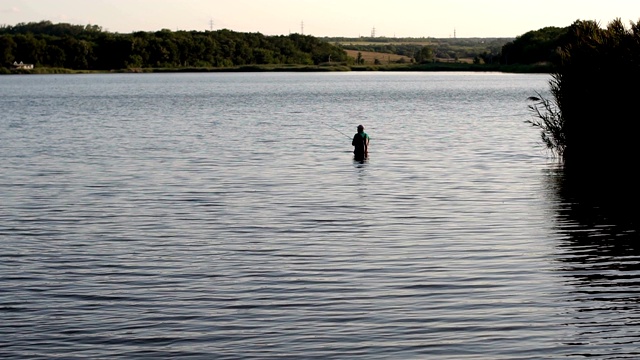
[2,0,640,38]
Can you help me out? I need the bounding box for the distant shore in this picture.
[1,62,553,75]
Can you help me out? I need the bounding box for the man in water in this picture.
[352,124,370,161]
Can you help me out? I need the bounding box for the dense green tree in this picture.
[61,36,93,69]
[0,35,16,64]
[414,46,434,63]
[93,34,134,69]
[43,43,66,67]
[0,21,349,70]
[12,33,46,65]
[501,26,568,65]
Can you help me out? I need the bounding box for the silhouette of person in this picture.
[352,124,370,161]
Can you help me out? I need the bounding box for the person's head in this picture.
[357,124,364,132]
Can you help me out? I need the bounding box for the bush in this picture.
[529,19,640,169]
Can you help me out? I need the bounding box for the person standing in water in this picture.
[352,124,370,161]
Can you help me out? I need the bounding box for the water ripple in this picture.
[1,73,639,359]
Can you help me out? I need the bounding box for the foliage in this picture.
[1,20,102,36]
[432,38,507,61]
[1,21,582,72]
[414,46,433,63]
[0,21,348,70]
[528,19,640,168]
[526,75,566,158]
[501,26,569,65]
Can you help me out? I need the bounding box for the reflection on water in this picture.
[545,164,640,358]
[548,163,639,246]
[353,156,369,166]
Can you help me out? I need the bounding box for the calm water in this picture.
[1,72,639,359]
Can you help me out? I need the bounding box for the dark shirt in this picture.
[352,131,370,157]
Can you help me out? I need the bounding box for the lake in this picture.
[1,72,639,359]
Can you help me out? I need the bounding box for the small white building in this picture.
[12,61,34,70]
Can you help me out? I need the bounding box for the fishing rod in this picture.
[320,121,352,139]
[478,112,531,118]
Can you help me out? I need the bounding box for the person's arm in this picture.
[364,136,369,155]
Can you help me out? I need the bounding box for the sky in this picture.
[2,0,640,38]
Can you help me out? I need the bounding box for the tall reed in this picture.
[528,19,640,170]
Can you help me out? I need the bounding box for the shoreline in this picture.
[1,63,553,75]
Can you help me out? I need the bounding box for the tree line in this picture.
[0,21,349,70]
[331,37,511,64]
[1,20,579,72]
[335,31,570,66]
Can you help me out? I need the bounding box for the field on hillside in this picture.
[344,49,412,64]
[343,49,474,64]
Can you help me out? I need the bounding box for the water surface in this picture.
[1,72,639,359]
